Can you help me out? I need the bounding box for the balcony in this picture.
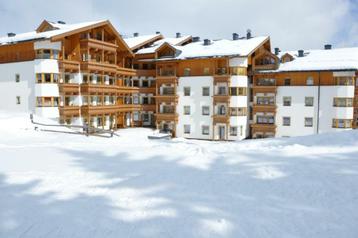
[155,113,179,122]
[80,38,118,52]
[155,95,178,103]
[59,83,80,94]
[80,83,119,94]
[117,104,142,113]
[213,114,230,124]
[81,60,117,74]
[251,124,277,134]
[136,69,156,77]
[139,87,156,94]
[255,64,278,71]
[81,105,118,115]
[156,76,178,85]
[117,67,137,76]
[252,105,277,113]
[59,106,80,117]
[213,95,230,104]
[141,104,156,112]
[59,60,80,71]
[117,86,139,94]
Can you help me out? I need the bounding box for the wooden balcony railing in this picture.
[213,114,230,124]
[59,106,80,116]
[80,38,118,52]
[81,61,117,74]
[155,113,179,122]
[213,95,230,104]
[252,105,277,113]
[59,83,80,94]
[59,60,80,71]
[155,95,179,103]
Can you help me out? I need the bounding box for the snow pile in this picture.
[0,112,358,238]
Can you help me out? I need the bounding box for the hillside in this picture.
[0,112,358,238]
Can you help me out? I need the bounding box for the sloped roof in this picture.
[136,35,192,54]
[0,20,107,45]
[123,34,163,50]
[172,36,269,59]
[276,48,358,71]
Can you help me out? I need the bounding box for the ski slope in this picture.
[0,112,358,238]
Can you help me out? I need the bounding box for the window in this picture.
[305,97,314,106]
[202,125,209,135]
[283,97,291,106]
[333,98,353,107]
[184,125,191,134]
[183,68,191,76]
[218,86,227,95]
[16,96,21,105]
[184,106,191,115]
[283,117,291,126]
[202,87,210,96]
[305,117,313,127]
[230,107,247,116]
[240,126,243,136]
[334,77,354,86]
[203,67,210,76]
[184,87,190,96]
[36,74,42,83]
[229,87,247,96]
[230,126,238,136]
[332,119,352,128]
[230,67,247,76]
[202,106,210,115]
[257,96,275,105]
[306,76,314,85]
[15,74,20,83]
[257,115,275,124]
[284,78,291,86]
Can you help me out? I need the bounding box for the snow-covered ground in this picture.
[0,111,358,238]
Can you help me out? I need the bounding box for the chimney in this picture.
[298,50,304,57]
[324,44,332,50]
[233,33,239,41]
[176,32,181,38]
[204,39,211,46]
[274,47,280,55]
[133,32,139,37]
[246,29,252,39]
[7,32,16,37]
[156,31,161,34]
[193,36,200,42]
[57,21,66,24]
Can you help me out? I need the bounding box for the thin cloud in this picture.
[0,0,356,51]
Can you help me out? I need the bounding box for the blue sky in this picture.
[0,0,357,51]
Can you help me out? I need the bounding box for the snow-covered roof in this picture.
[0,20,107,46]
[123,34,162,50]
[276,48,358,72]
[136,35,192,54]
[173,36,269,59]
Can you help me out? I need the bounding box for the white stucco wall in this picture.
[0,61,36,113]
[176,76,213,139]
[276,85,355,137]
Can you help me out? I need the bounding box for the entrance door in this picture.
[219,126,226,140]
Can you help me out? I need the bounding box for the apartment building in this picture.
[129,32,272,140]
[0,20,139,130]
[0,19,357,140]
[124,33,193,127]
[252,46,358,138]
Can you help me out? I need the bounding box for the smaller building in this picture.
[253,46,358,138]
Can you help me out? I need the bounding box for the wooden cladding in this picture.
[0,41,35,63]
[255,71,356,86]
